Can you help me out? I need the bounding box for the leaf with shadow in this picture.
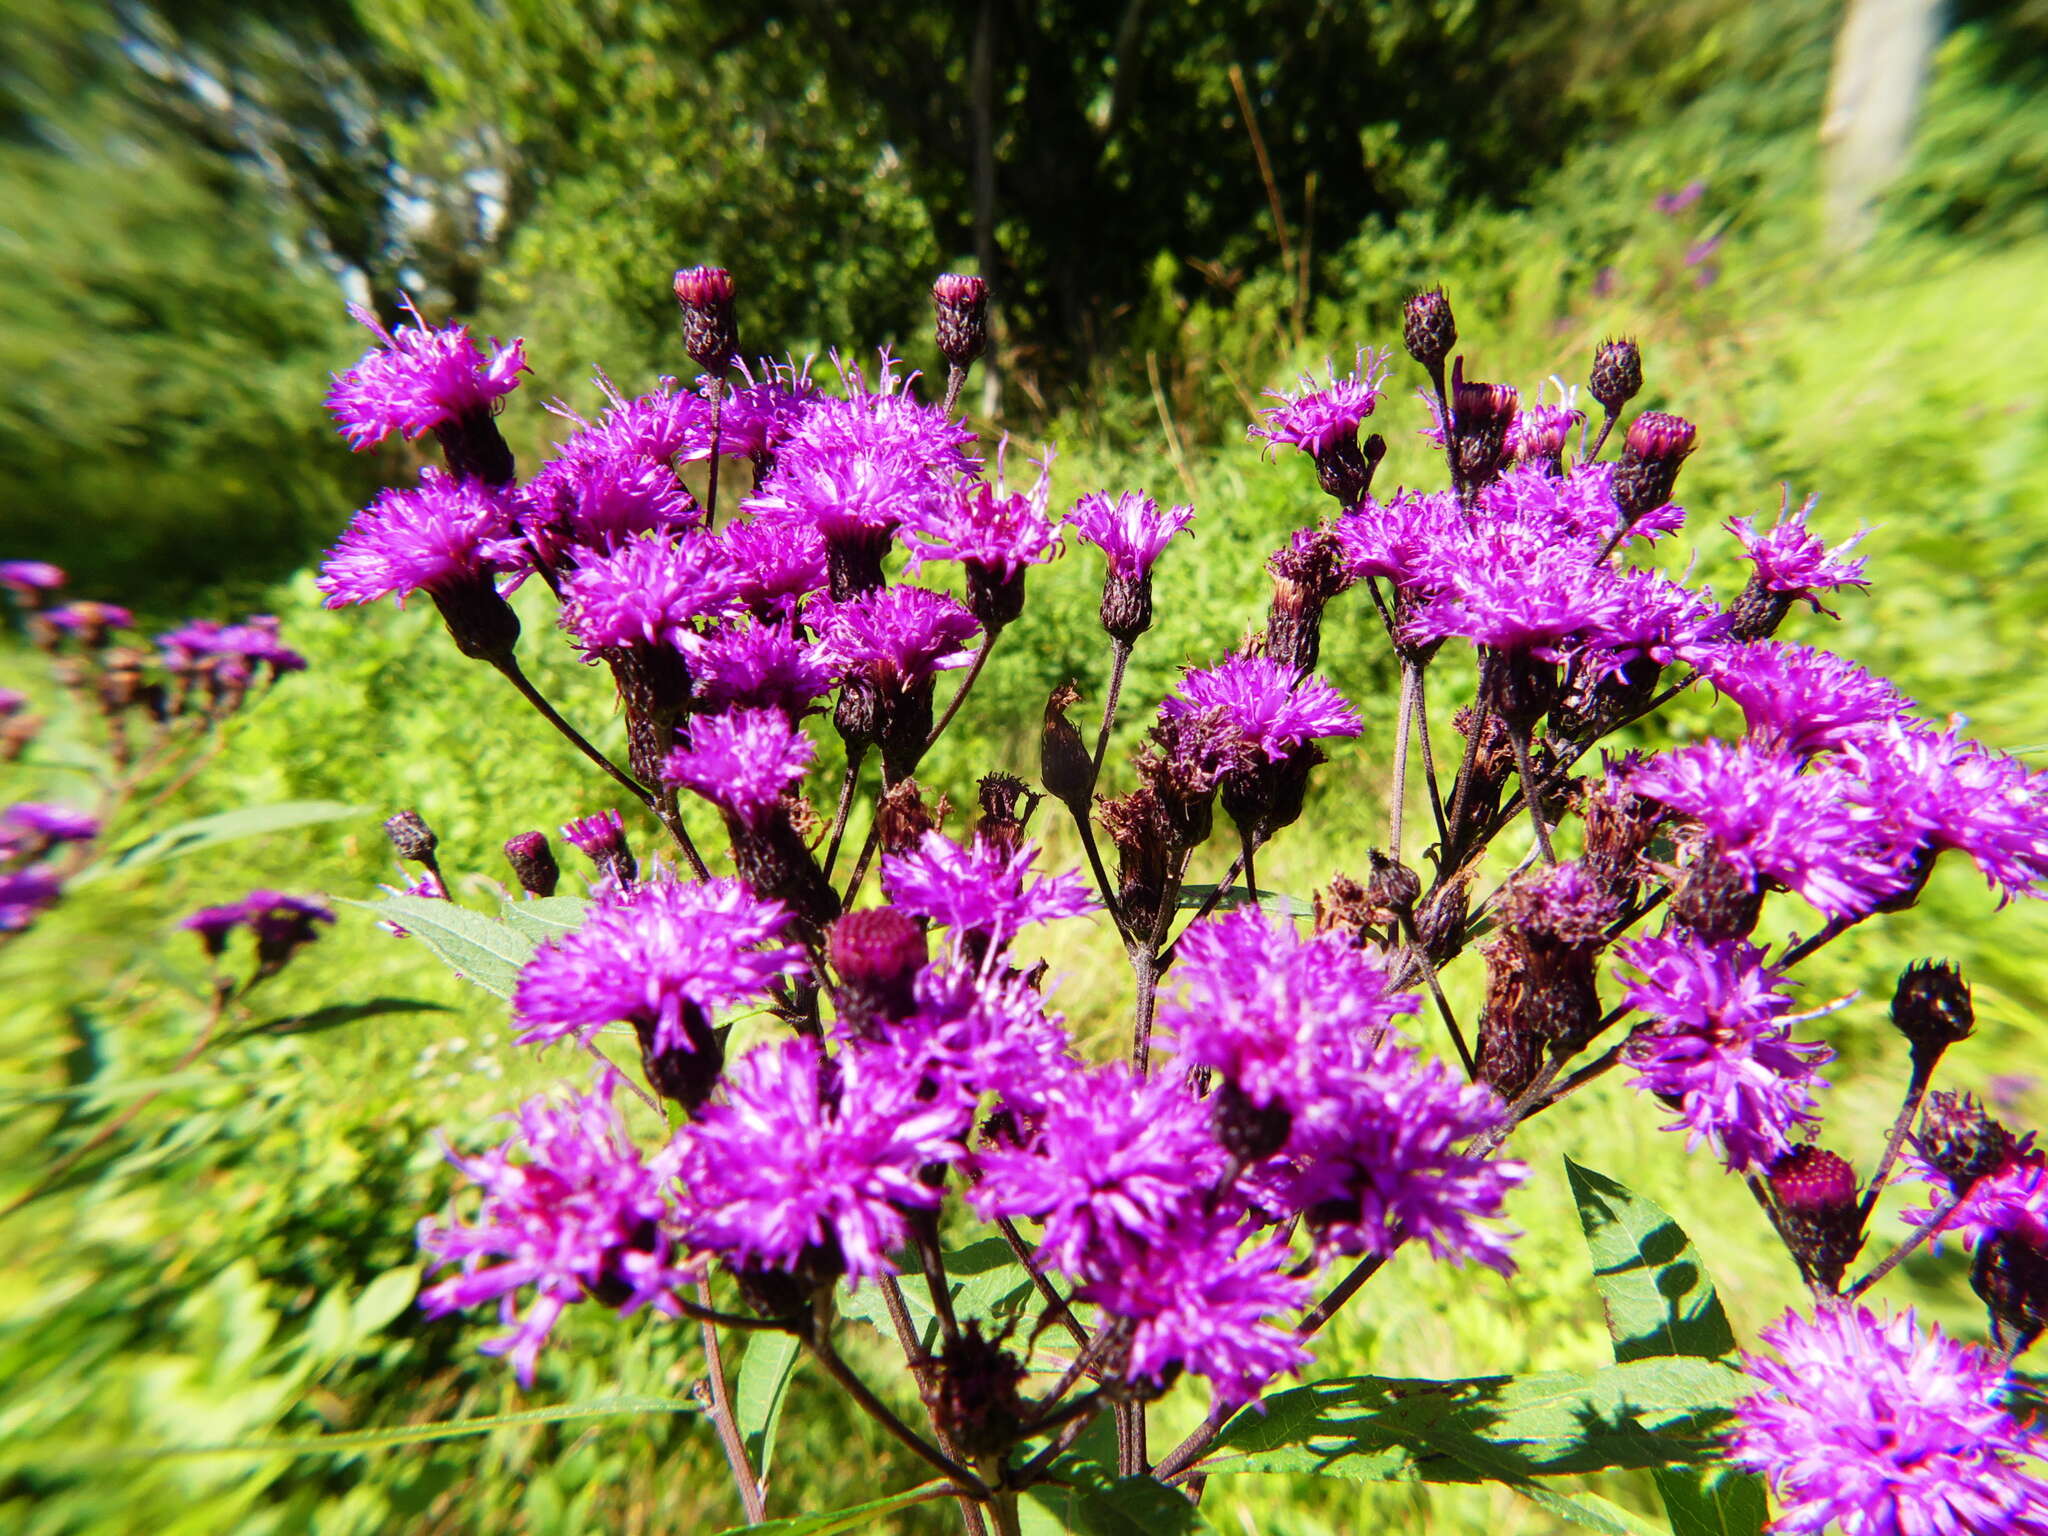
[229,996,453,1044]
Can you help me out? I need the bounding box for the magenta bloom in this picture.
[518,452,700,567]
[0,802,100,854]
[45,601,134,635]
[1247,349,1390,458]
[562,809,627,859]
[1080,1215,1312,1408]
[678,1036,970,1283]
[881,829,1096,950]
[1696,642,1912,756]
[687,620,839,716]
[1900,1140,2048,1253]
[1617,933,1831,1172]
[1727,491,1869,610]
[1064,491,1195,581]
[663,708,815,826]
[1591,569,1731,672]
[0,689,26,717]
[160,615,308,676]
[1843,723,2048,904]
[0,868,62,931]
[813,585,981,689]
[1403,535,1624,663]
[319,469,520,609]
[559,532,739,652]
[417,1071,695,1387]
[1332,490,1463,589]
[713,516,830,618]
[553,373,706,466]
[0,560,64,594]
[714,357,822,461]
[904,445,1060,580]
[1629,741,1907,918]
[326,299,528,450]
[1730,1305,2048,1536]
[889,962,1079,1109]
[1506,401,1584,465]
[1160,653,1361,762]
[512,877,803,1053]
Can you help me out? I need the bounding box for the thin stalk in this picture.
[1159,851,1244,968]
[943,363,969,417]
[652,788,714,881]
[926,634,1001,753]
[1396,911,1475,1077]
[1016,1401,1109,1484]
[1069,807,1130,946]
[1442,654,1494,857]
[1298,1248,1393,1339]
[915,1219,963,1347]
[1859,1056,1939,1226]
[704,377,727,525]
[986,1494,1023,1536]
[804,1321,985,1495]
[1848,1186,1967,1301]
[489,655,650,808]
[582,1039,664,1118]
[1587,408,1620,462]
[696,1282,767,1525]
[1778,917,1853,972]
[1411,667,1450,848]
[821,742,868,880]
[1132,948,1161,1076]
[1388,661,1414,860]
[1505,722,1558,865]
[995,1216,1090,1351]
[840,821,884,906]
[1091,639,1133,781]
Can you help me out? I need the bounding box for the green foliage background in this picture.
[4,0,2047,1530]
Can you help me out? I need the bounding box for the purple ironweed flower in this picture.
[1654,180,1706,216]
[663,708,815,827]
[1695,642,1912,756]
[1332,490,1463,590]
[1727,493,1870,610]
[932,274,990,370]
[1505,400,1585,467]
[561,809,626,859]
[518,452,701,568]
[1591,569,1731,673]
[558,532,739,653]
[673,265,738,372]
[1064,492,1195,581]
[1480,461,1685,549]
[1628,741,1907,919]
[0,867,62,931]
[0,802,100,855]
[377,869,449,937]
[1729,1305,2048,1536]
[326,299,528,451]
[158,615,307,676]
[969,1062,1227,1276]
[1404,535,1624,664]
[1160,653,1361,762]
[1081,1214,1312,1408]
[1900,1136,2048,1254]
[1842,722,2048,904]
[885,962,1079,1109]
[1164,907,1417,1119]
[881,829,1096,950]
[1617,933,1831,1172]
[715,357,821,461]
[0,560,64,596]
[417,1071,696,1387]
[182,890,334,968]
[318,469,520,609]
[687,620,838,717]
[45,601,133,636]
[677,1035,971,1284]
[512,877,803,1053]
[0,689,26,717]
[712,516,830,619]
[813,585,981,691]
[179,898,245,956]
[552,372,706,467]
[1247,349,1391,459]
[903,446,1060,583]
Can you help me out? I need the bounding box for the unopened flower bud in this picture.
[1614,411,1696,522]
[924,1322,1026,1460]
[1914,1091,2010,1189]
[384,810,440,864]
[829,908,927,1032]
[1890,959,1974,1063]
[1402,287,1457,371]
[1767,1144,1865,1290]
[1040,682,1094,816]
[672,265,738,373]
[932,274,989,371]
[1214,1081,1293,1163]
[1450,360,1519,490]
[1971,1222,2048,1355]
[1589,338,1642,416]
[502,830,560,896]
[1415,875,1470,966]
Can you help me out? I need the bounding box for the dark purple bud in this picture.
[672,265,738,373]
[502,830,560,897]
[1971,1222,2048,1356]
[1728,574,1795,644]
[1402,287,1457,371]
[384,810,439,863]
[924,1321,1025,1460]
[1449,359,1519,490]
[1040,682,1094,815]
[1415,874,1470,967]
[829,907,926,1035]
[635,1002,725,1112]
[932,274,990,371]
[1265,530,1354,674]
[1914,1091,2011,1189]
[1098,571,1154,646]
[1589,337,1643,415]
[1614,411,1697,522]
[1767,1144,1865,1291]
[1891,959,1974,1062]
[1214,1081,1293,1162]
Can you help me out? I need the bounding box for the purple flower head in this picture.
[1404,535,1625,664]
[0,689,26,718]
[518,452,700,568]
[881,829,1096,950]
[1729,1305,2048,1536]
[678,1035,970,1283]
[1900,1139,2048,1254]
[1269,1045,1526,1272]
[562,809,627,859]
[903,443,1061,581]
[1588,570,1731,673]
[0,560,64,596]
[1628,741,1908,919]
[1160,653,1361,763]
[969,1062,1226,1276]
[1726,490,1871,611]
[887,962,1079,1109]
[1654,180,1706,216]
[1617,933,1831,1172]
[183,889,332,967]
[417,1071,696,1387]
[662,708,815,826]
[687,620,839,717]
[1842,723,2048,904]
[1081,1215,1312,1408]
[1479,461,1685,549]
[45,601,133,636]
[1332,490,1464,590]
[1506,401,1585,466]
[553,372,705,466]
[559,532,739,653]
[713,516,830,618]
[179,898,245,953]
[1064,491,1195,581]
[319,469,519,609]
[0,867,62,931]
[1164,907,1417,1118]
[327,298,528,451]
[159,615,307,676]
[1247,349,1391,459]
[714,357,821,461]
[0,802,100,857]
[1696,642,1912,756]
[512,877,803,1053]
[813,586,981,691]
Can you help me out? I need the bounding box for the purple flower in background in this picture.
[179,899,246,954]
[1247,349,1391,458]
[1064,491,1195,580]
[1726,492,1870,612]
[903,445,1061,580]
[1842,723,2048,904]
[512,877,803,1053]
[558,532,738,652]
[417,1071,695,1387]
[662,708,815,826]
[882,829,1096,950]
[0,689,26,717]
[318,469,520,609]
[1081,1215,1311,1408]
[1729,1305,2048,1536]
[1695,642,1912,756]
[1160,653,1361,762]
[518,452,700,568]
[326,299,528,450]
[0,802,100,855]
[1617,933,1830,1172]
[678,1036,970,1283]
[0,867,62,931]
[813,586,981,690]
[688,620,839,717]
[0,561,64,596]
[1653,180,1706,216]
[45,601,134,636]
[1628,741,1906,918]
[713,516,830,618]
[159,615,308,676]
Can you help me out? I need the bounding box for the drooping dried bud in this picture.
[1265,530,1353,674]
[1214,1081,1294,1163]
[1913,1091,2011,1190]
[1476,948,1547,1101]
[1579,774,1662,909]
[672,265,738,373]
[1040,682,1094,815]
[1414,874,1470,966]
[1403,287,1457,371]
[828,908,928,1033]
[876,778,946,856]
[923,1322,1026,1460]
[1767,1144,1865,1291]
[976,772,1033,860]
[1971,1223,2048,1355]
[1313,874,1379,944]
[384,810,440,863]
[1614,411,1697,522]
[1588,337,1642,416]
[1366,848,1422,920]
[1097,787,1173,936]
[1890,959,1975,1063]
[932,274,990,371]
[502,831,560,896]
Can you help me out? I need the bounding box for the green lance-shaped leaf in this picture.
[710,1479,953,1535]
[497,894,591,943]
[836,1237,1035,1352]
[734,1328,801,1481]
[73,799,364,883]
[1566,1157,1768,1536]
[1022,1456,1221,1534]
[107,1396,695,1459]
[344,895,537,999]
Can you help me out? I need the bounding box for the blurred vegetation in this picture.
[5,0,2048,1531]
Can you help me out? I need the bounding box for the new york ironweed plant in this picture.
[320,271,2048,1534]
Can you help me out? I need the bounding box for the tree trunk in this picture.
[1820,0,1947,250]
